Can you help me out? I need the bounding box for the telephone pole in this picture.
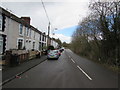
[41,0,51,47]
[47,22,50,46]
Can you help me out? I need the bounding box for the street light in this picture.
[52,28,57,36]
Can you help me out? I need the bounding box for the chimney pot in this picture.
[21,17,31,25]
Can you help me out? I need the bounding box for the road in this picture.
[0,65,2,90]
[2,49,118,88]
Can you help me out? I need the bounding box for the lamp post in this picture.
[52,28,58,48]
[52,28,57,36]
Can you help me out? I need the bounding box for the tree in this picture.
[62,42,70,48]
[55,38,62,47]
[47,45,54,50]
[89,0,120,65]
[71,0,120,66]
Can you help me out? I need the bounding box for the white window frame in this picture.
[29,28,31,38]
[19,24,24,36]
[17,38,24,49]
[34,31,35,40]
[0,19,2,31]
[26,27,29,37]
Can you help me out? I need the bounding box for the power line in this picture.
[41,0,56,38]
[41,0,51,24]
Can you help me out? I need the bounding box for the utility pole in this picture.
[47,22,50,47]
[41,0,51,48]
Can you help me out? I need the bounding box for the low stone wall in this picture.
[3,50,41,66]
[28,51,37,60]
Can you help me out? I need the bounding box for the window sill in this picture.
[19,34,24,37]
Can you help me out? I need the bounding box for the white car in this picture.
[47,50,60,60]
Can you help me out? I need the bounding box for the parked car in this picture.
[47,50,60,60]
[59,47,64,53]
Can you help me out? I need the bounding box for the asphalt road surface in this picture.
[2,49,118,88]
[0,65,2,87]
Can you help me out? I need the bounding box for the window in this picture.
[26,27,29,36]
[18,39,23,49]
[42,35,44,41]
[33,42,35,49]
[29,29,31,37]
[0,19,2,31]
[0,35,3,54]
[34,31,35,39]
[45,36,46,42]
[40,34,41,41]
[0,15,2,31]
[19,24,23,35]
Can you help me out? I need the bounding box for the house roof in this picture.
[0,6,43,35]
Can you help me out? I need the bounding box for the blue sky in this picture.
[55,25,77,37]
[52,25,78,43]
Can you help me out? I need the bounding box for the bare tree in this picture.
[71,0,120,66]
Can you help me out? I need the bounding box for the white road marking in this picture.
[0,69,2,71]
[71,58,75,63]
[77,65,92,81]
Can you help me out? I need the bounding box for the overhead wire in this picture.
[41,0,51,24]
[41,0,56,37]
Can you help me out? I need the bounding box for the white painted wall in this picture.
[5,17,19,50]
[3,14,57,52]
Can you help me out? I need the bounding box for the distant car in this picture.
[47,50,60,60]
[59,47,64,53]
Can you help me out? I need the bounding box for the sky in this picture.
[0,0,90,43]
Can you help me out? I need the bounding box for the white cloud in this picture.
[1,0,90,2]
[1,1,90,31]
[52,34,71,43]
[47,2,90,29]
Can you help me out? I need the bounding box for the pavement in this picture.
[2,55,47,85]
[2,49,119,88]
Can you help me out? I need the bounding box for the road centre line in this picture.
[77,65,92,81]
[71,58,75,63]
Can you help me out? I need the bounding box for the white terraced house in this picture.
[0,7,58,59]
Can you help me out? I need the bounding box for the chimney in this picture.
[21,17,31,25]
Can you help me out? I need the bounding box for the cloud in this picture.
[1,1,90,32]
[1,0,90,2]
[48,2,90,29]
[1,0,90,43]
[52,34,71,43]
